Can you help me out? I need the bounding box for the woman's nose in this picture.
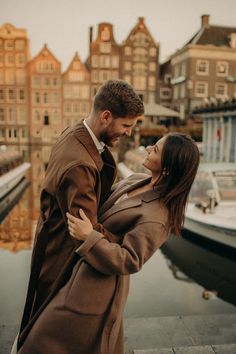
[146,145,152,153]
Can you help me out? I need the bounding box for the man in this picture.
[16,80,144,351]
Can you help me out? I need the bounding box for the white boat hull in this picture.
[184,204,236,249]
[0,163,31,200]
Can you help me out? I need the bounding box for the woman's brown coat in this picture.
[18,174,169,354]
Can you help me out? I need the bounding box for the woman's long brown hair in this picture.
[155,133,200,236]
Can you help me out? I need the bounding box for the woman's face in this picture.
[143,136,167,174]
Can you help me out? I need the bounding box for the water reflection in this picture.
[162,230,236,307]
[0,145,49,252]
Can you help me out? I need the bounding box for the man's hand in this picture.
[66,209,93,241]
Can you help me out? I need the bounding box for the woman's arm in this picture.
[67,210,168,275]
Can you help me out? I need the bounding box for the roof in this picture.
[144,103,180,117]
[185,25,236,47]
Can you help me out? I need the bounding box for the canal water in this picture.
[0,148,236,328]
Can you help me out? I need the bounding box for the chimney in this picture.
[89,26,93,44]
[201,14,210,27]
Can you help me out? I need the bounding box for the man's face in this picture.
[101,115,143,147]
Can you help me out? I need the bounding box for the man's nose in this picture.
[146,145,152,153]
[125,128,132,136]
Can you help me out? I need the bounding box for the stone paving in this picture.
[0,314,236,354]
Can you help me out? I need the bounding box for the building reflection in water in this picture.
[0,145,51,253]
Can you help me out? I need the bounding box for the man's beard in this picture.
[100,131,120,147]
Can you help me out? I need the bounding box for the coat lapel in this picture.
[99,176,157,223]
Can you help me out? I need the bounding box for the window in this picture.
[133,48,147,61]
[8,89,15,100]
[195,81,208,97]
[100,42,111,53]
[215,83,227,97]
[8,107,16,122]
[16,54,25,66]
[100,56,110,68]
[44,92,49,104]
[53,77,59,86]
[160,88,171,99]
[0,89,4,101]
[124,75,131,84]
[5,40,14,50]
[99,70,110,82]
[81,85,89,99]
[19,89,25,100]
[91,55,98,68]
[148,76,156,90]
[216,61,228,76]
[111,56,119,68]
[35,92,40,104]
[149,47,156,57]
[133,76,146,90]
[37,61,55,73]
[133,33,148,46]
[124,46,132,56]
[0,54,3,66]
[124,61,131,71]
[6,54,14,66]
[196,60,209,75]
[44,113,49,125]
[134,63,146,74]
[15,40,25,50]
[0,108,5,121]
[92,70,99,83]
[0,40,3,50]
[149,62,156,72]
[111,71,119,79]
[64,103,71,113]
[44,77,50,86]
[0,128,5,138]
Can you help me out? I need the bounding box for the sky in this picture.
[1,0,236,71]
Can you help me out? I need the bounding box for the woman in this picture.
[18,133,199,354]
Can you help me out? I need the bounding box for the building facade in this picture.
[120,17,159,103]
[62,52,90,129]
[0,23,30,150]
[169,15,236,118]
[28,44,62,145]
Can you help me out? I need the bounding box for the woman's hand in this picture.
[66,209,93,241]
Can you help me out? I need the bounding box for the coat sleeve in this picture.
[76,221,168,275]
[56,164,99,246]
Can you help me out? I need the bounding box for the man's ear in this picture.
[100,110,113,125]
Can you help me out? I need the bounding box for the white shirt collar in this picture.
[83,119,105,154]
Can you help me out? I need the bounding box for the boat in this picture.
[185,163,236,248]
[0,147,31,200]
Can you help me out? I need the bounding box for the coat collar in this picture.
[73,122,116,173]
[99,176,160,223]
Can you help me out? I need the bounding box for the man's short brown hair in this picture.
[93,80,144,118]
